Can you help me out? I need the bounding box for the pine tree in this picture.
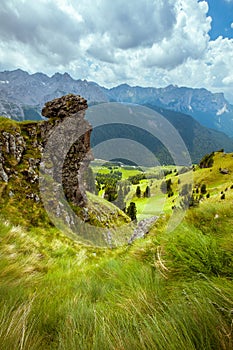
[144,185,151,198]
[126,202,137,221]
[136,185,141,198]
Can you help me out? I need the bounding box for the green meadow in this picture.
[0,151,233,349]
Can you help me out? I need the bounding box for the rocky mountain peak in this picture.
[51,72,74,82]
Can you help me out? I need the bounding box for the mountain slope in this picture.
[1,69,233,137]
[1,70,233,163]
[108,84,233,137]
[89,105,233,164]
[146,105,233,162]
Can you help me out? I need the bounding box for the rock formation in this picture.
[41,94,88,119]
[41,94,92,206]
[0,94,92,213]
[128,216,158,244]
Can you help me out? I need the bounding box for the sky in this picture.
[0,0,233,102]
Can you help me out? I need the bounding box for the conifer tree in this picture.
[126,202,137,221]
[144,185,151,198]
[136,185,141,198]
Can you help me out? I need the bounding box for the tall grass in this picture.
[0,299,43,350]
[0,204,232,349]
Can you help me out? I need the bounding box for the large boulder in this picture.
[42,94,88,119]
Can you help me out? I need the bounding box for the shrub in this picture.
[199,152,214,168]
[200,184,207,194]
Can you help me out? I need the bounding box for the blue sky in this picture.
[0,0,233,102]
[207,0,233,39]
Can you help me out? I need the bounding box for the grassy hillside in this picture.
[0,152,233,349]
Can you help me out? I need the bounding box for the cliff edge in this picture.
[0,94,92,226]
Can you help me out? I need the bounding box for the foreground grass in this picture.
[0,198,232,350]
[0,150,233,349]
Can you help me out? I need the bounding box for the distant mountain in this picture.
[0,69,108,121]
[107,84,233,137]
[1,69,233,137]
[90,105,233,164]
[145,105,233,163]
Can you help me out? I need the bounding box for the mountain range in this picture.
[1,69,233,163]
[1,69,233,135]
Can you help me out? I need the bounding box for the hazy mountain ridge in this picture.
[108,84,233,136]
[0,69,108,120]
[1,69,233,137]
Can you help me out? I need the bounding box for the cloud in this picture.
[231,23,233,29]
[0,0,85,65]
[142,0,211,69]
[0,0,233,102]
[77,0,176,50]
[222,75,233,85]
[0,0,177,63]
[141,35,233,102]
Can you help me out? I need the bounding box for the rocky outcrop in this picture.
[0,130,27,182]
[219,168,229,175]
[41,94,88,119]
[0,94,92,209]
[41,94,92,206]
[128,216,158,244]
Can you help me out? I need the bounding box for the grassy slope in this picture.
[0,152,233,349]
[194,151,233,194]
[0,118,130,230]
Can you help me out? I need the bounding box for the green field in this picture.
[91,162,189,220]
[0,151,233,349]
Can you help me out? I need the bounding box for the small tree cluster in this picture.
[104,184,118,202]
[128,173,146,185]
